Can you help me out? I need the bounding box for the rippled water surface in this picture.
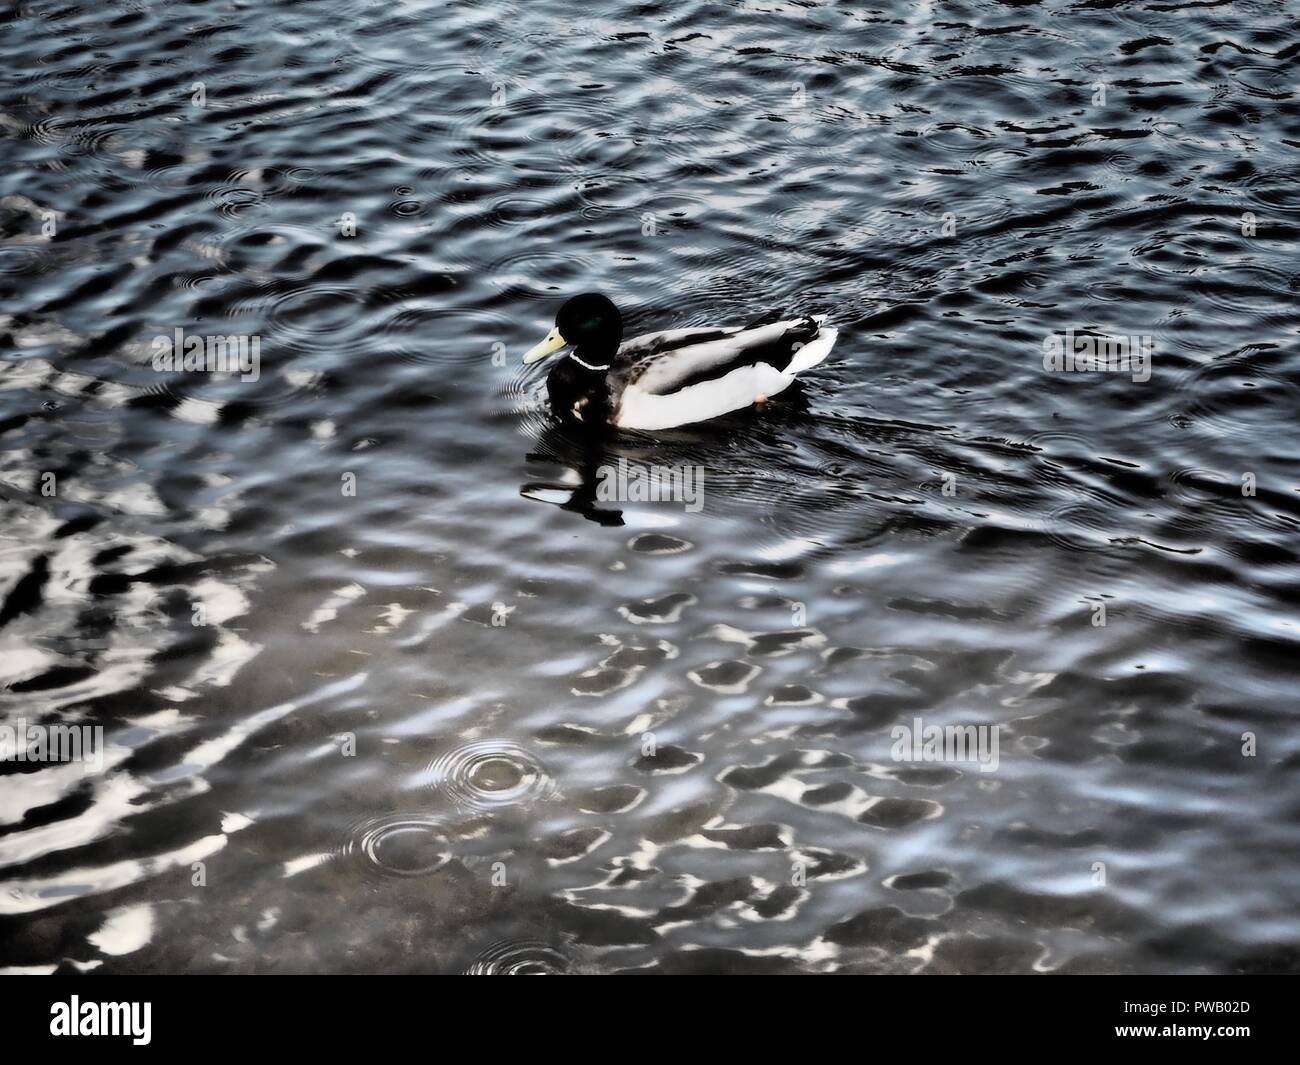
[2,0,1298,974]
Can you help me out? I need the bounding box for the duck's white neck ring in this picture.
[567,352,612,372]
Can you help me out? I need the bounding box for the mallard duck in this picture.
[522,293,838,431]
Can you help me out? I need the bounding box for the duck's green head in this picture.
[523,293,622,365]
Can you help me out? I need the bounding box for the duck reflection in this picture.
[519,388,813,527]
[522,424,626,526]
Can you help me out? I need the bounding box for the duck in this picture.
[522,293,838,432]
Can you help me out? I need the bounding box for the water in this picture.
[1,0,1298,974]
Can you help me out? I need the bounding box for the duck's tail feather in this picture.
[789,316,837,374]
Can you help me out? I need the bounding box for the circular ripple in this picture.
[207,183,263,220]
[1037,498,1121,553]
[217,166,315,203]
[491,361,552,436]
[927,191,1018,238]
[709,464,871,551]
[426,741,554,811]
[1230,63,1294,101]
[1024,430,1096,462]
[0,244,49,276]
[450,94,619,177]
[485,247,606,300]
[562,107,645,173]
[482,196,551,229]
[624,193,708,236]
[924,122,995,156]
[1084,280,1127,304]
[377,305,515,367]
[466,939,572,975]
[1129,234,1206,279]
[341,814,451,879]
[1239,166,1300,218]
[215,221,332,273]
[773,201,899,248]
[264,284,373,357]
[652,116,747,172]
[1193,262,1296,320]
[56,123,125,161]
[772,202,839,239]
[1173,350,1300,439]
[272,0,498,76]
[25,113,68,147]
[969,142,1032,170]
[177,272,224,291]
[1102,149,1140,177]
[91,127,200,190]
[1168,466,1239,512]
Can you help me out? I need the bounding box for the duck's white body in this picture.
[614,315,838,431]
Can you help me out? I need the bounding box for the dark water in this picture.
[1,0,1298,974]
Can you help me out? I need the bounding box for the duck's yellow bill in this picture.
[523,327,566,364]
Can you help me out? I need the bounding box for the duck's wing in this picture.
[613,326,743,366]
[619,316,824,395]
[613,316,838,432]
